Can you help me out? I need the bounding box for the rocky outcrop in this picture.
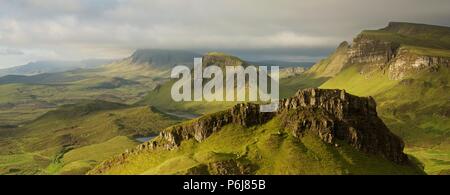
[344,24,450,80]
[158,103,274,149]
[348,34,400,73]
[278,88,408,164]
[388,47,450,79]
[90,88,410,175]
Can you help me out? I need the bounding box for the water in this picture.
[135,136,156,143]
[163,111,199,119]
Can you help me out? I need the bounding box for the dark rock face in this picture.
[388,48,450,79]
[346,30,450,80]
[348,35,400,69]
[149,88,407,164]
[89,88,411,174]
[279,88,408,164]
[159,103,274,149]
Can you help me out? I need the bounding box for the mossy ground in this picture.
[0,101,180,175]
[97,116,423,175]
[320,63,450,174]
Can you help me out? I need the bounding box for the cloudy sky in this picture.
[0,0,449,68]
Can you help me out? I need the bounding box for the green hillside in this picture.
[305,41,350,78]
[95,118,422,175]
[317,22,450,174]
[138,52,252,114]
[362,22,450,49]
[91,89,424,175]
[0,100,180,175]
[139,52,325,114]
[0,50,199,125]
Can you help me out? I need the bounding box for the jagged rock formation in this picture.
[348,33,450,79]
[278,88,408,164]
[90,88,410,174]
[388,47,450,79]
[308,22,450,80]
[156,103,274,149]
[348,34,400,70]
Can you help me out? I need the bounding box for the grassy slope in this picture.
[98,116,423,175]
[0,61,169,126]
[321,64,449,174]
[137,53,248,114]
[0,101,180,174]
[305,42,349,78]
[139,51,327,114]
[138,80,238,115]
[362,22,450,50]
[318,23,450,174]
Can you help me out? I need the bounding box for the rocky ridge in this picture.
[307,22,450,80]
[90,88,410,174]
[348,34,450,79]
[349,23,450,80]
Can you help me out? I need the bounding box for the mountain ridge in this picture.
[89,88,421,175]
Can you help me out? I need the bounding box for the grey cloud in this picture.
[0,0,449,67]
[0,48,24,55]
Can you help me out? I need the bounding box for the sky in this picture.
[0,0,449,68]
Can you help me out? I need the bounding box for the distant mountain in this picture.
[121,49,200,69]
[0,59,113,77]
[250,60,315,68]
[137,52,250,114]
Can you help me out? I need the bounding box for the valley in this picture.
[0,22,449,175]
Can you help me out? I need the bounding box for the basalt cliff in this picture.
[309,22,450,80]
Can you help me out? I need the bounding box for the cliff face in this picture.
[160,88,408,164]
[278,89,408,164]
[91,88,410,174]
[348,35,450,79]
[388,47,450,79]
[348,35,400,72]
[312,22,450,80]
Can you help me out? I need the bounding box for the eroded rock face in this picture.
[158,103,274,149]
[279,88,408,164]
[348,34,400,72]
[89,88,411,174]
[346,33,450,80]
[154,89,407,164]
[388,48,450,79]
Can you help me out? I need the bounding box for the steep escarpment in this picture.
[306,41,350,78]
[345,22,450,80]
[387,46,450,79]
[90,88,415,174]
[278,89,407,163]
[318,22,450,174]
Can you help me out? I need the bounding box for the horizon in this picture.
[1,0,450,68]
